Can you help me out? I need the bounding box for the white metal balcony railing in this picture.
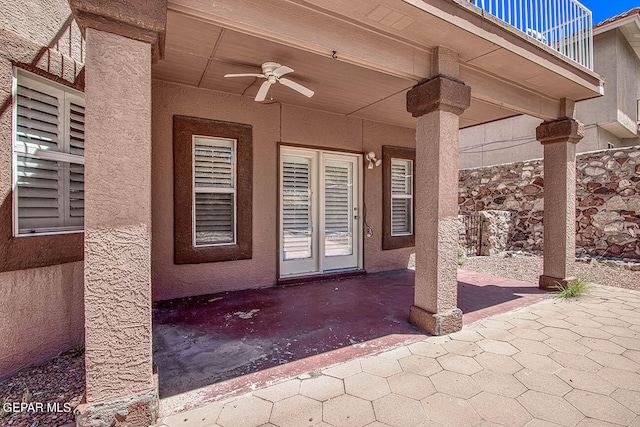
[470,0,593,70]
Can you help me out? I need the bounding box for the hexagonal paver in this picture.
[510,327,549,342]
[624,349,640,364]
[300,375,344,401]
[576,419,625,427]
[525,420,565,427]
[253,379,300,402]
[477,328,517,342]
[449,328,484,342]
[270,395,322,427]
[437,353,482,375]
[324,359,362,379]
[565,389,636,426]
[597,367,640,391]
[398,354,442,377]
[377,346,412,360]
[217,396,272,427]
[517,390,584,427]
[508,319,544,330]
[472,370,527,398]
[474,352,524,375]
[556,368,616,395]
[602,325,640,339]
[571,326,613,339]
[611,336,640,351]
[514,369,572,396]
[407,341,447,358]
[373,394,426,427]
[344,372,391,401]
[549,352,602,372]
[430,370,481,398]
[469,391,532,426]
[387,371,436,400]
[323,394,375,427]
[537,317,574,329]
[481,319,515,330]
[578,337,625,354]
[587,351,640,372]
[611,388,640,414]
[421,393,481,426]
[442,340,483,357]
[544,338,591,355]
[513,352,563,374]
[511,339,554,356]
[564,317,603,328]
[159,401,224,427]
[541,327,582,341]
[477,339,519,356]
[361,356,403,378]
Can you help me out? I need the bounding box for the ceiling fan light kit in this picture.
[224,61,315,102]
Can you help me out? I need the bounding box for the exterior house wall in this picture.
[459,25,640,169]
[0,0,85,378]
[151,80,415,301]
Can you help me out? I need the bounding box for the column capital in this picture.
[536,117,584,145]
[406,76,471,118]
[68,0,166,61]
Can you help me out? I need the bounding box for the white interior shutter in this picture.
[324,161,352,256]
[391,158,413,236]
[193,138,235,245]
[282,157,312,260]
[15,82,63,232]
[67,102,84,224]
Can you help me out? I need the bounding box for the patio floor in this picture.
[153,269,546,400]
[155,283,640,427]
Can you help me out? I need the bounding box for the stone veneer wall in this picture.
[458,146,640,260]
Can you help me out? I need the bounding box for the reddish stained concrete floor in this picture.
[153,268,547,404]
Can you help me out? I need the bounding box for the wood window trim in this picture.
[382,145,415,250]
[173,116,252,264]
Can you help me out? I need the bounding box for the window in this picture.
[13,69,84,235]
[382,145,415,250]
[390,158,413,236]
[193,137,236,246]
[174,116,252,264]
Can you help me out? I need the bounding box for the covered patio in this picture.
[66,0,604,425]
[154,269,547,402]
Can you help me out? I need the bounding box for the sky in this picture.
[580,0,639,25]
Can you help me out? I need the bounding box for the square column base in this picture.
[539,275,578,291]
[409,305,463,336]
[75,375,158,427]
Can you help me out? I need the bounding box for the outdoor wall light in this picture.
[365,151,382,169]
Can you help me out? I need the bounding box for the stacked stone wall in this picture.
[458,146,640,260]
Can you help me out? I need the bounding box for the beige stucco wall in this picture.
[0,262,84,378]
[0,0,85,378]
[152,81,415,301]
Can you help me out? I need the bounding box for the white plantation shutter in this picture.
[13,71,84,234]
[193,137,236,246]
[324,161,352,256]
[282,156,312,260]
[391,158,413,236]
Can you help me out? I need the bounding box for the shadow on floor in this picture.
[153,269,546,397]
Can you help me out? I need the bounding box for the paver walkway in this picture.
[155,284,640,427]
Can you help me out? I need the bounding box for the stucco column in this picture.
[68,1,165,426]
[406,47,471,335]
[537,117,584,290]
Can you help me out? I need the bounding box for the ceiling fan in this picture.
[224,62,315,102]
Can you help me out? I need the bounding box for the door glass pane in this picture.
[325,160,352,257]
[194,192,235,245]
[282,156,312,260]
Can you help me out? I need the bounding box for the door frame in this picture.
[277,143,364,279]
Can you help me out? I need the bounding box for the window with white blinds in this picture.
[13,70,84,235]
[282,156,312,260]
[390,158,413,236]
[324,160,353,256]
[192,136,236,246]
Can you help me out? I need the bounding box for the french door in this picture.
[279,147,362,277]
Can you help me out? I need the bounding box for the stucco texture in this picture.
[151,81,415,301]
[0,262,84,378]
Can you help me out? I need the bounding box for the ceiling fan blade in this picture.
[279,78,314,98]
[273,65,294,78]
[224,73,264,78]
[255,80,273,102]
